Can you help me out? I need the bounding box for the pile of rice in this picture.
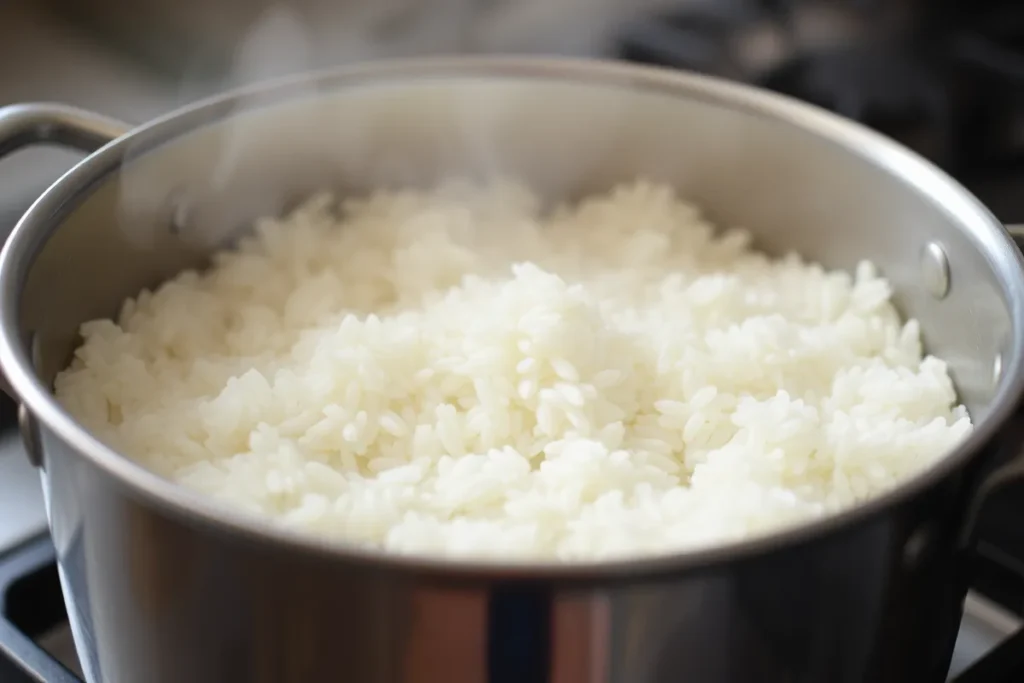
[55,181,972,560]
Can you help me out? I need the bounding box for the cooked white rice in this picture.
[55,180,972,560]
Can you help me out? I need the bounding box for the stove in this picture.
[617,0,1024,223]
[5,0,1024,680]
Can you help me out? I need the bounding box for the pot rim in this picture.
[2,56,1023,580]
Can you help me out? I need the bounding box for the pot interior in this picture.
[15,64,1021,429]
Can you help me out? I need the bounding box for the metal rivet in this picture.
[921,242,950,299]
[903,527,931,567]
[18,403,43,469]
[994,353,1003,387]
[169,191,191,236]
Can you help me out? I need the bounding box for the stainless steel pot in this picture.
[1,57,1023,683]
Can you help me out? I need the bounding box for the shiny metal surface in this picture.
[0,103,128,158]
[7,533,1021,682]
[0,58,1023,682]
[0,102,130,401]
[17,403,42,469]
[0,432,46,551]
[950,594,1023,679]
[922,241,951,299]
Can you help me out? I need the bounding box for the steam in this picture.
[209,7,314,190]
[127,0,913,269]
[116,6,322,250]
[115,0,674,251]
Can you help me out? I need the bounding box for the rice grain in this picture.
[55,180,973,560]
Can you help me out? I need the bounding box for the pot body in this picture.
[39,427,1001,683]
[2,59,1024,683]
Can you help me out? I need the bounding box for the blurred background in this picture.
[4,0,1024,221]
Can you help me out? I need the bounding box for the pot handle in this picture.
[0,103,130,157]
[0,103,131,400]
[959,223,1024,536]
[959,223,1024,544]
[1006,224,1024,244]
[946,223,1024,682]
